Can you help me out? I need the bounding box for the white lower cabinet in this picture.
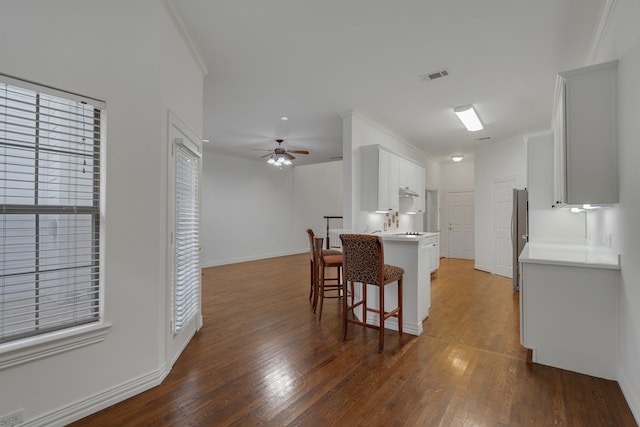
[520,259,618,380]
[422,234,439,273]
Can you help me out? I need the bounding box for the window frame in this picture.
[0,73,110,368]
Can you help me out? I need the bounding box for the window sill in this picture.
[0,322,112,370]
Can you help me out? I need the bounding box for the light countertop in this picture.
[328,230,439,247]
[519,242,620,270]
[378,231,439,243]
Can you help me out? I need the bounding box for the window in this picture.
[0,74,105,345]
[173,138,200,333]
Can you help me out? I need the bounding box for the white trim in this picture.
[163,0,209,76]
[618,367,640,425]
[586,0,618,65]
[0,322,111,370]
[365,312,422,336]
[166,109,203,369]
[340,109,433,161]
[202,249,307,268]
[27,366,167,427]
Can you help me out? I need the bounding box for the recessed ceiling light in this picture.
[202,139,210,143]
[280,116,289,121]
[451,155,464,162]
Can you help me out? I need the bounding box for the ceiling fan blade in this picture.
[288,150,309,155]
[260,153,273,158]
[284,152,295,160]
[251,148,273,151]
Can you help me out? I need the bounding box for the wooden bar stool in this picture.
[313,237,343,322]
[339,233,403,352]
[306,229,341,309]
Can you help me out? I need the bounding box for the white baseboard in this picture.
[365,312,423,336]
[474,263,492,273]
[27,366,168,427]
[202,248,307,268]
[618,366,640,425]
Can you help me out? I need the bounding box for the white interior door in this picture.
[494,178,517,277]
[167,111,202,368]
[447,191,474,259]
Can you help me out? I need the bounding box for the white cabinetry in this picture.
[361,145,425,213]
[361,146,399,212]
[399,160,425,213]
[552,60,618,207]
[519,243,619,380]
[422,234,439,273]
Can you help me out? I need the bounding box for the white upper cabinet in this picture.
[552,60,618,207]
[399,160,425,213]
[361,145,399,212]
[361,145,425,213]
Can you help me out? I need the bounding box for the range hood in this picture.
[399,186,419,197]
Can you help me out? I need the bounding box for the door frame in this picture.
[166,110,203,369]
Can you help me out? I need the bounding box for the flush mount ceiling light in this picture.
[279,115,289,121]
[454,104,483,131]
[451,155,464,162]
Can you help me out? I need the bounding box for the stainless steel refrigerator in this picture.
[512,188,528,292]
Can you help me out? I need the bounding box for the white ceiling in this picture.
[173,0,605,165]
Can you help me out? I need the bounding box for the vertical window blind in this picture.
[173,141,200,333]
[0,74,104,344]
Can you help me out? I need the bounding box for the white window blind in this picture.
[0,74,104,344]
[173,141,200,333]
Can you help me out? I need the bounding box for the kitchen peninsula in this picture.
[331,230,438,336]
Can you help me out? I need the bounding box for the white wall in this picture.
[200,154,343,266]
[293,161,343,251]
[0,2,204,425]
[201,152,295,266]
[526,132,585,243]
[473,136,527,272]
[592,0,640,420]
[341,110,430,233]
[439,160,475,258]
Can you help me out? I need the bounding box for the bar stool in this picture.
[306,229,341,308]
[313,237,343,322]
[339,233,403,352]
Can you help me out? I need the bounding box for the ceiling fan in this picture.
[252,139,309,164]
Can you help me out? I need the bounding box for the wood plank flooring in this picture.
[70,256,637,426]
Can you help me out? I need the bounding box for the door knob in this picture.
[448,223,452,231]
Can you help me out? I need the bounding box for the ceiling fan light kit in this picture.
[254,138,309,166]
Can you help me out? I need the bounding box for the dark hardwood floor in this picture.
[70,255,637,426]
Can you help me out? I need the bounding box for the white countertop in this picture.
[328,230,439,246]
[378,231,439,243]
[519,242,620,270]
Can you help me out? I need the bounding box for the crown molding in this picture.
[586,0,617,65]
[164,0,209,76]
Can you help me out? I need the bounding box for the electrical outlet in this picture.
[0,410,24,426]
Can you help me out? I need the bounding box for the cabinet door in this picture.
[553,60,618,206]
[378,149,391,211]
[552,80,566,207]
[564,62,618,205]
[388,153,399,211]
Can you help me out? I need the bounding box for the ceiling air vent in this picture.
[420,69,449,82]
